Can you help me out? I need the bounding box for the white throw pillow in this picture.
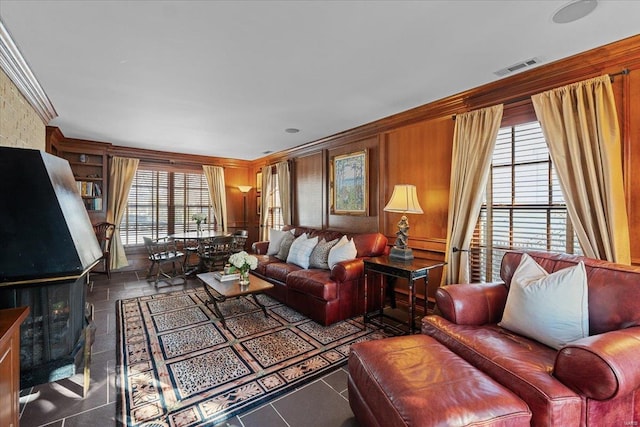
[267,228,291,255]
[327,236,357,269]
[499,253,589,350]
[286,233,319,269]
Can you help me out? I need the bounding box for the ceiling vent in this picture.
[494,57,542,77]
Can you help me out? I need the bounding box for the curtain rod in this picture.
[451,68,631,121]
[610,68,629,81]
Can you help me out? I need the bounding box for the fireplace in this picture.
[0,147,102,388]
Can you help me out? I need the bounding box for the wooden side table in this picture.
[364,256,445,333]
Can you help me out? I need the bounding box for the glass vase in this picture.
[239,268,250,287]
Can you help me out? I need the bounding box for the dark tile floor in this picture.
[18,270,360,427]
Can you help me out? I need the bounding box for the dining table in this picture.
[169,230,230,274]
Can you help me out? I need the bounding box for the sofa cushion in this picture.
[264,261,303,283]
[275,231,296,260]
[309,238,339,270]
[328,235,357,269]
[422,315,582,426]
[287,269,337,301]
[499,253,589,349]
[286,233,318,269]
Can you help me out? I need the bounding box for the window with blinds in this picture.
[120,169,212,246]
[470,121,581,282]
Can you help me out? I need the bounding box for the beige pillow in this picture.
[267,228,289,255]
[499,253,589,350]
[327,236,357,269]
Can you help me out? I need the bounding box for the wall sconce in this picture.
[384,184,423,260]
[238,186,252,228]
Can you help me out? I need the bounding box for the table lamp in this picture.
[384,184,423,260]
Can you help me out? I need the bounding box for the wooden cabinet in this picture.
[0,307,29,427]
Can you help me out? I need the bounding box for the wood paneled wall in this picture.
[255,34,640,272]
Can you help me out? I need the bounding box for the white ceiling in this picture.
[1,1,639,160]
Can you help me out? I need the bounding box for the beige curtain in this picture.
[259,165,273,241]
[276,161,292,226]
[443,104,504,285]
[532,75,630,264]
[203,165,228,233]
[106,156,139,270]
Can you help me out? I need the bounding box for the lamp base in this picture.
[389,246,414,261]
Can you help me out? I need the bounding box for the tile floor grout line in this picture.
[269,403,291,427]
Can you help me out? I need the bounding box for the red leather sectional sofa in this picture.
[251,226,388,325]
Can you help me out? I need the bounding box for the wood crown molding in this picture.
[0,20,57,124]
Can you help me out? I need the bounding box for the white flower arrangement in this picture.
[192,213,207,224]
[228,251,258,273]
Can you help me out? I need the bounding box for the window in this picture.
[471,121,581,282]
[120,168,213,246]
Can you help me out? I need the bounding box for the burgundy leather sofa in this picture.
[348,251,640,426]
[251,226,388,325]
[422,251,640,426]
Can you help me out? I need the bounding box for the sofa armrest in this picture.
[330,258,364,283]
[252,241,269,255]
[436,282,508,325]
[554,327,640,400]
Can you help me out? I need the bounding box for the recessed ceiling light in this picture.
[285,128,300,134]
[552,0,598,24]
[262,150,273,154]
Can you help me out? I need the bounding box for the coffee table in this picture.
[197,272,274,329]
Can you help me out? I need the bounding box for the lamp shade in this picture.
[238,185,252,193]
[384,184,424,214]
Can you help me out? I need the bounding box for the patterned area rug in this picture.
[116,288,397,426]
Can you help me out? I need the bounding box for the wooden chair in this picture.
[197,235,234,272]
[143,236,186,286]
[231,230,248,253]
[92,222,116,278]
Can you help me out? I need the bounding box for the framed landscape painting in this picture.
[331,150,368,215]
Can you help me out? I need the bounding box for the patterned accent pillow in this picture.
[287,234,319,269]
[309,238,339,269]
[275,231,296,261]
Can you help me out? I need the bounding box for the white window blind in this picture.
[471,121,581,282]
[121,169,212,246]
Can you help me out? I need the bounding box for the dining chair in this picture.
[143,236,186,286]
[92,222,116,278]
[197,235,235,272]
[231,230,249,254]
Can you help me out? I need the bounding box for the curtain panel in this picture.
[259,165,273,241]
[443,104,504,285]
[532,75,631,264]
[107,156,139,270]
[203,165,228,233]
[276,161,292,227]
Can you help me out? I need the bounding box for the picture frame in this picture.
[331,149,368,215]
[256,195,261,216]
[256,171,262,193]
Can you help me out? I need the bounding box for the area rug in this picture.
[116,288,398,426]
